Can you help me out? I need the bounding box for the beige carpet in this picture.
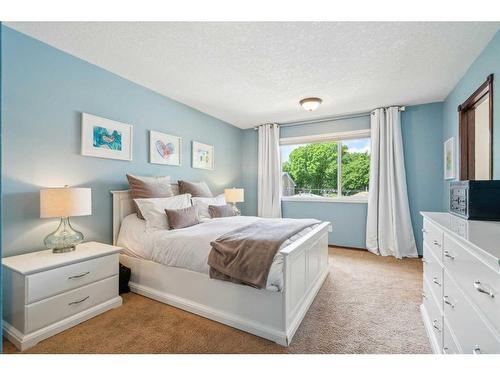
[3,247,431,354]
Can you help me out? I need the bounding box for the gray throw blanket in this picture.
[208,218,320,289]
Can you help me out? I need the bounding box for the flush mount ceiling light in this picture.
[300,97,323,111]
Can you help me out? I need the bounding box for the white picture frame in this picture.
[192,141,214,170]
[444,137,455,180]
[149,130,182,166]
[81,113,133,161]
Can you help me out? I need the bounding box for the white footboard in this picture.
[281,222,330,344]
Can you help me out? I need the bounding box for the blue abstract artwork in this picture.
[93,126,122,151]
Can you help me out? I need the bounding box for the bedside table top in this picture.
[2,241,122,275]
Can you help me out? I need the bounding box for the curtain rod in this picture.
[253,106,406,130]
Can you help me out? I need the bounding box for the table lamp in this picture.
[40,186,92,253]
[224,188,244,215]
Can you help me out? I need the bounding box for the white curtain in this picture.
[366,107,417,258]
[258,123,282,218]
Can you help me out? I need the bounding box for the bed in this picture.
[112,187,331,346]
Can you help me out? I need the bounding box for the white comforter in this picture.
[118,215,316,291]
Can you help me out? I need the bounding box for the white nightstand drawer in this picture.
[443,271,500,354]
[443,235,499,332]
[26,254,119,303]
[25,275,118,333]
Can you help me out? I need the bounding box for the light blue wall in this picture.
[1,26,243,257]
[442,30,500,209]
[241,104,444,254]
[401,103,444,253]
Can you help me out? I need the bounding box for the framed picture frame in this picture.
[444,137,455,180]
[192,141,214,170]
[81,113,133,161]
[149,130,182,166]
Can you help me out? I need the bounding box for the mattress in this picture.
[117,214,317,291]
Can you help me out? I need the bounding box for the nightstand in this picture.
[2,241,123,351]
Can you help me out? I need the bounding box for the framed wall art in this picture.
[150,130,182,166]
[81,113,133,161]
[192,141,214,170]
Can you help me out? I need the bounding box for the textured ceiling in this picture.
[6,22,500,129]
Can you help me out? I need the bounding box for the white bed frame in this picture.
[112,189,330,346]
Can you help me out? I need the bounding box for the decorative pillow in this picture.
[134,194,191,231]
[178,180,213,197]
[208,204,236,218]
[127,174,174,219]
[191,194,226,219]
[165,205,200,230]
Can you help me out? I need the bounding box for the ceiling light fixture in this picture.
[300,97,322,111]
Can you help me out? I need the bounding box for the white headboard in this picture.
[111,183,180,245]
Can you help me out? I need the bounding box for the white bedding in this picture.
[117,214,316,291]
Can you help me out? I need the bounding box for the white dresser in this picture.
[421,212,500,354]
[2,241,123,351]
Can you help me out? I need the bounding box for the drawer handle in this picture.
[68,271,90,280]
[432,240,441,248]
[443,295,455,308]
[442,346,449,354]
[422,292,426,299]
[422,258,428,264]
[433,277,441,287]
[444,251,455,260]
[432,319,441,332]
[472,345,481,354]
[68,296,90,306]
[473,281,495,298]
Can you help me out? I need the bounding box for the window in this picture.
[280,131,370,201]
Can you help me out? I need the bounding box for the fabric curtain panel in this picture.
[366,107,417,258]
[258,123,282,218]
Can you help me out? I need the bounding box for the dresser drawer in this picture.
[423,244,443,304]
[443,235,500,332]
[25,275,118,333]
[443,319,460,354]
[443,271,500,354]
[422,277,443,351]
[26,254,119,303]
[423,219,443,262]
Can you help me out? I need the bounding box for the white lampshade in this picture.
[224,188,244,203]
[40,187,92,218]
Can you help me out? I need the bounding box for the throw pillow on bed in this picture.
[191,194,226,219]
[165,205,200,229]
[178,180,213,197]
[134,194,192,232]
[208,204,237,218]
[127,174,174,219]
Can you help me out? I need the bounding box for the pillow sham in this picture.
[165,205,200,230]
[191,194,226,219]
[208,204,237,218]
[178,180,213,197]
[127,174,174,219]
[134,194,191,231]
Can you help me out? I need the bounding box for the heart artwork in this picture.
[155,140,175,160]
